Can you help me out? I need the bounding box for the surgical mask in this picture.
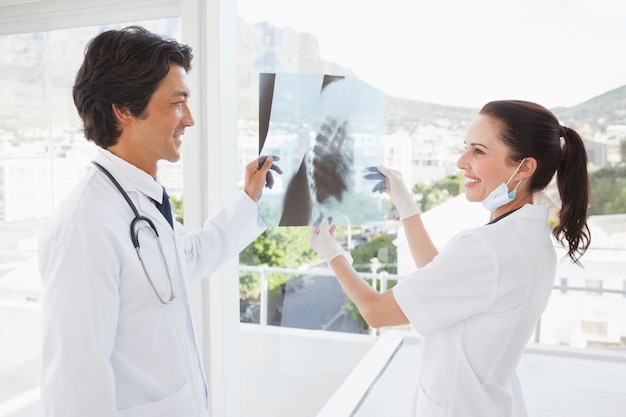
[481,158,526,211]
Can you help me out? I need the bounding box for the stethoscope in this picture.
[92,161,176,305]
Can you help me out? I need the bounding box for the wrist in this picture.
[328,250,353,265]
[398,204,420,220]
[395,194,419,220]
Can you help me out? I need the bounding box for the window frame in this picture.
[0,1,240,416]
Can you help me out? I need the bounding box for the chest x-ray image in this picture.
[258,72,386,227]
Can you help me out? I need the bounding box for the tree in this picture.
[351,233,397,274]
[239,226,319,298]
[589,165,626,215]
[170,195,184,224]
[423,188,451,212]
[171,194,319,299]
[344,232,399,331]
[412,172,463,212]
[604,187,626,214]
[239,230,286,299]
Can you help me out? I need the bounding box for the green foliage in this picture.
[589,165,626,215]
[351,233,397,274]
[170,195,184,224]
[424,188,451,212]
[239,226,319,297]
[343,300,368,330]
[411,172,463,212]
[170,195,315,299]
[240,230,286,268]
[343,273,400,332]
[605,188,626,214]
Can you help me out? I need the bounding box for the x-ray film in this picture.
[258,73,386,227]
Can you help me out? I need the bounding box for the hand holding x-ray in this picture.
[257,73,386,226]
[364,166,420,220]
[258,155,283,189]
[310,215,353,264]
[245,156,283,202]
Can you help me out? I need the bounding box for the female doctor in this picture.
[38,26,279,417]
[310,100,591,417]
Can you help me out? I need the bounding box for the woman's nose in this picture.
[456,151,467,170]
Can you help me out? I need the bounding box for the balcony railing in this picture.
[240,264,626,417]
[239,264,626,344]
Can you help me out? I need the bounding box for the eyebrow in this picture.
[467,142,489,149]
[172,90,190,99]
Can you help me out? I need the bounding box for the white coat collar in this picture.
[487,203,549,225]
[94,148,165,203]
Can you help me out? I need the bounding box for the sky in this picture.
[238,0,626,109]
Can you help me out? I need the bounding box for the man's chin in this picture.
[164,152,181,163]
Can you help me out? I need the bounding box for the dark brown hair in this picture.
[73,26,193,148]
[480,100,590,265]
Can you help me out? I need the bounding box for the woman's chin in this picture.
[464,191,481,203]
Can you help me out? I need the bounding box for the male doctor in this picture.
[38,26,278,417]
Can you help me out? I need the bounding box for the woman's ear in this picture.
[519,157,537,179]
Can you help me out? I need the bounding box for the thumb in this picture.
[258,155,274,174]
[318,217,331,233]
[377,165,395,178]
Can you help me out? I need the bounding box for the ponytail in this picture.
[552,126,590,265]
[480,101,591,265]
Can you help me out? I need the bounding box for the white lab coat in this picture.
[38,148,266,417]
[392,204,555,417]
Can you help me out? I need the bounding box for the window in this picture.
[1,1,626,416]
[236,6,626,413]
[0,18,180,416]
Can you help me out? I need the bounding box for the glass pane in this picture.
[237,1,626,415]
[0,18,180,417]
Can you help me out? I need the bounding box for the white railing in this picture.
[239,264,626,342]
[239,264,394,329]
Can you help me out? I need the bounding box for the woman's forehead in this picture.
[465,115,503,144]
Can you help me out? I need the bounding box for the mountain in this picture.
[553,85,626,132]
[384,95,476,133]
[2,20,624,138]
[238,19,626,135]
[384,86,626,136]
[238,18,351,121]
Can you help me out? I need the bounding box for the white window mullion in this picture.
[181,0,241,416]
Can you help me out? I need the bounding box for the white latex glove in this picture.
[310,218,353,264]
[375,166,420,220]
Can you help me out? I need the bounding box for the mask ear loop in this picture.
[505,157,527,192]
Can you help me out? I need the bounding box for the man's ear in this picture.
[112,104,133,125]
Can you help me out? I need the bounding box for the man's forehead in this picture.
[157,67,191,97]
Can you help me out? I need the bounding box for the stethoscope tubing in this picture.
[91,161,176,305]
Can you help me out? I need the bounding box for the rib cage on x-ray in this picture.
[278,116,354,226]
[258,72,384,227]
[278,76,353,226]
[309,117,354,206]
